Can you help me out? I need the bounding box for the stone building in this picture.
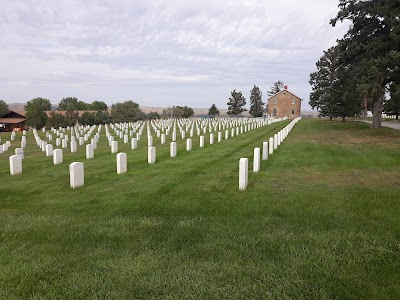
[267,86,302,118]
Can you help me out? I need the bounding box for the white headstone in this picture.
[199,136,204,148]
[53,149,63,165]
[56,138,61,146]
[131,138,137,150]
[70,162,84,188]
[111,141,118,153]
[124,134,128,144]
[148,136,153,147]
[46,144,53,156]
[86,144,94,159]
[186,138,192,151]
[9,155,22,175]
[218,132,222,143]
[253,148,260,172]
[170,142,177,157]
[269,137,274,155]
[116,152,127,174]
[62,139,68,148]
[148,146,156,164]
[209,133,214,145]
[262,142,268,160]
[79,137,84,146]
[70,141,77,153]
[239,158,248,191]
[161,134,166,144]
[274,134,278,150]
[15,148,24,159]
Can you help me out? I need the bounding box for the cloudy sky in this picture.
[1,0,349,111]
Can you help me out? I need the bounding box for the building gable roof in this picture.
[267,89,302,101]
[0,110,26,118]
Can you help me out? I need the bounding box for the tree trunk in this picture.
[342,116,346,122]
[371,95,384,128]
[396,114,399,120]
[330,116,333,121]
[362,96,368,118]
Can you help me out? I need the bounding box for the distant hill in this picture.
[7,103,247,117]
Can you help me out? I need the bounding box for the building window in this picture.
[292,99,295,105]
[292,109,295,115]
[273,108,277,116]
[274,99,277,105]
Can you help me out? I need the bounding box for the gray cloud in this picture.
[0,0,349,110]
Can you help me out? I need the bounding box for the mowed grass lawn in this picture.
[1,119,400,299]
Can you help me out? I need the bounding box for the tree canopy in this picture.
[110,101,146,122]
[25,97,52,129]
[208,104,220,116]
[315,0,400,127]
[0,100,9,117]
[58,97,90,111]
[267,80,285,97]
[227,89,247,115]
[249,85,264,117]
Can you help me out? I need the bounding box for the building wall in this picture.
[267,91,301,117]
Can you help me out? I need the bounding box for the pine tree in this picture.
[227,90,246,115]
[208,104,220,116]
[267,80,284,97]
[249,85,264,117]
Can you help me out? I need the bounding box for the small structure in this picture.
[0,110,27,131]
[267,86,302,118]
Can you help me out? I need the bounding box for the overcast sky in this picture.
[1,0,349,111]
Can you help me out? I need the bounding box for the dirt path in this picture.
[358,120,400,130]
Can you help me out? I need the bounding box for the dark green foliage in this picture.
[147,112,161,120]
[65,109,79,126]
[384,84,400,119]
[329,0,400,127]
[267,80,284,97]
[25,97,51,129]
[227,89,246,115]
[79,112,97,126]
[168,106,194,118]
[249,85,264,117]
[94,111,112,124]
[0,100,9,117]
[91,100,108,111]
[46,111,68,128]
[208,104,220,116]
[310,46,361,121]
[58,97,90,111]
[111,100,146,122]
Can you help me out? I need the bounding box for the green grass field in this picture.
[1,119,400,299]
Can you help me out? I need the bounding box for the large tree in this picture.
[91,100,108,111]
[208,104,220,116]
[79,112,97,126]
[0,100,9,117]
[25,97,52,129]
[46,111,68,128]
[58,97,90,111]
[267,80,284,97]
[383,84,400,119]
[227,89,246,115]
[111,100,145,122]
[309,45,361,121]
[249,85,264,117]
[330,0,400,128]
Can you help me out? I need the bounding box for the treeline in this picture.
[309,0,400,127]
[23,97,195,129]
[208,81,284,118]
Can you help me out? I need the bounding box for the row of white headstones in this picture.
[238,117,301,190]
[2,117,288,188]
